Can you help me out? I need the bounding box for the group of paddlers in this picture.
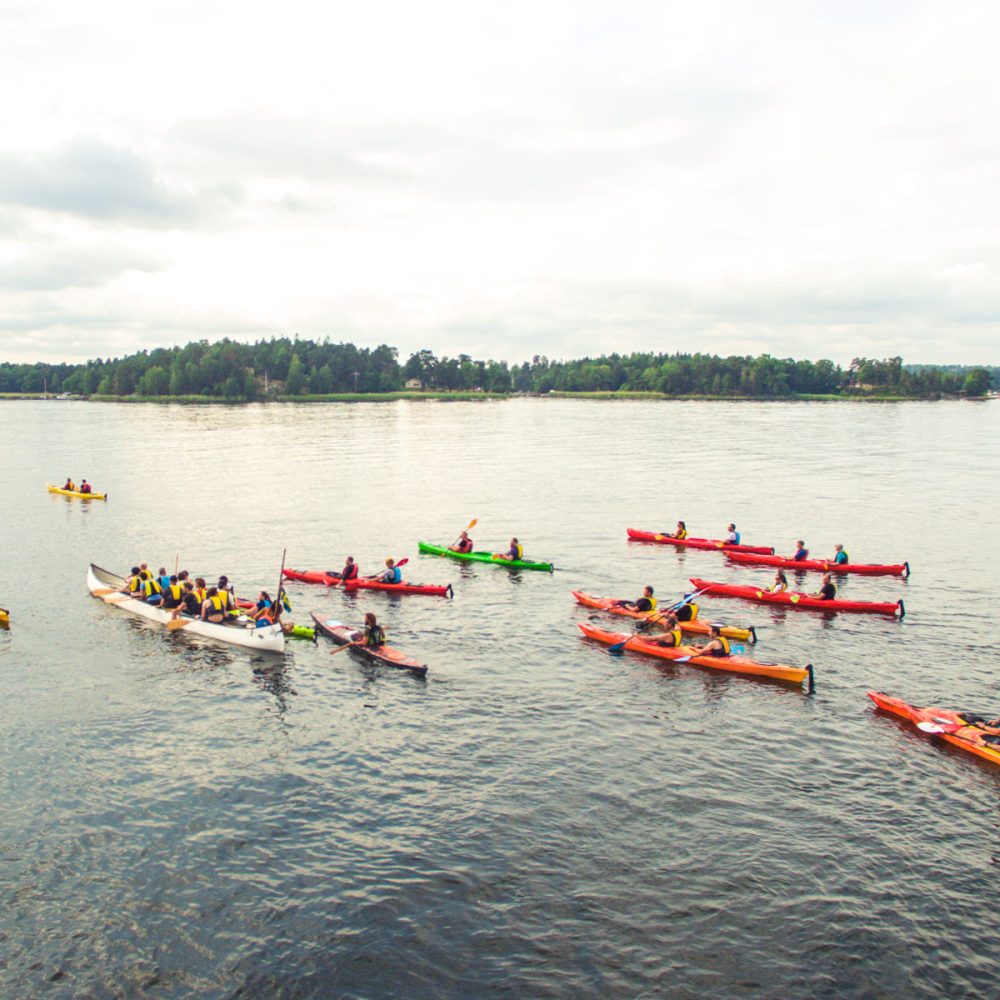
[120,564,286,628]
[62,477,95,494]
[613,587,731,656]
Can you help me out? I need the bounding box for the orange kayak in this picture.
[571,591,756,643]
[867,691,1000,768]
[578,621,813,688]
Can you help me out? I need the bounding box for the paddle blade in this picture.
[917,720,962,734]
[396,557,409,568]
[674,655,693,663]
[93,587,117,596]
[166,618,194,630]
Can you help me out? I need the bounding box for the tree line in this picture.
[0,338,993,399]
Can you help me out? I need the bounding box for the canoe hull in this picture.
[689,577,903,616]
[867,691,1000,768]
[578,622,811,687]
[626,529,773,555]
[418,541,553,572]
[726,551,909,577]
[87,564,285,653]
[571,590,755,643]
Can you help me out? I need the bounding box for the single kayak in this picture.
[47,483,107,501]
[571,591,756,643]
[726,551,910,577]
[688,577,904,617]
[88,564,285,653]
[310,612,428,677]
[578,622,813,688]
[282,567,451,596]
[418,541,554,572]
[626,529,773,556]
[868,691,1000,768]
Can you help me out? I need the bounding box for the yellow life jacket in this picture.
[666,627,682,646]
[717,635,731,655]
[168,584,183,600]
[143,578,162,597]
[194,588,207,603]
[647,596,658,612]
[209,595,227,613]
[129,576,142,592]
[676,529,688,539]
[514,543,523,559]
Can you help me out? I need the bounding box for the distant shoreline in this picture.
[0,390,993,404]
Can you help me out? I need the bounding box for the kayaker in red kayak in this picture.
[661,520,687,539]
[770,570,789,593]
[792,540,809,561]
[493,538,523,562]
[450,531,474,554]
[725,524,740,544]
[831,544,849,565]
[814,573,837,600]
[614,586,656,612]
[326,556,358,581]
[372,558,402,584]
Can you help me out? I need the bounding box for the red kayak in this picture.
[627,528,774,556]
[726,551,910,577]
[344,578,452,598]
[283,568,451,597]
[868,691,1000,768]
[689,577,904,616]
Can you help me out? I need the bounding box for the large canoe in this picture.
[868,691,1000,769]
[87,564,285,653]
[689,577,904,617]
[310,612,428,677]
[726,551,910,577]
[418,541,554,572]
[48,483,107,500]
[571,591,756,643]
[578,622,813,688]
[626,529,773,555]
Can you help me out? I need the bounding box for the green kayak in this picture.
[418,541,554,572]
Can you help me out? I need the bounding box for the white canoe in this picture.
[87,563,285,654]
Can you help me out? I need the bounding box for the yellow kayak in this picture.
[0,607,9,626]
[47,483,107,500]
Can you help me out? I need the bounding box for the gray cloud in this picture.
[0,139,242,226]
[0,242,163,291]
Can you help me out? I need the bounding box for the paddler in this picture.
[325,556,358,582]
[373,558,402,584]
[201,586,228,623]
[643,612,683,648]
[615,585,657,612]
[831,543,849,565]
[725,524,741,544]
[691,623,730,657]
[121,566,142,593]
[663,520,687,539]
[814,573,837,601]
[62,477,75,491]
[161,575,184,610]
[493,537,523,562]
[450,531,474,554]
[792,540,809,561]
[770,570,789,593]
[79,480,92,494]
[361,611,386,648]
[251,591,273,620]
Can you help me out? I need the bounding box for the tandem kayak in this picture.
[310,612,428,678]
[571,591,756,643]
[88,564,285,653]
[578,622,813,688]
[282,567,451,597]
[726,551,910,577]
[867,691,1000,768]
[47,483,107,500]
[418,541,554,572]
[688,577,904,617]
[626,529,773,555]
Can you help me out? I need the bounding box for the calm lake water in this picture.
[2,397,999,999]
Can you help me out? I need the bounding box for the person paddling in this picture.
[450,531,473,554]
[361,611,386,648]
[691,623,731,657]
[372,558,402,584]
[792,540,809,561]
[62,477,75,491]
[831,543,850,565]
[814,573,837,601]
[644,612,683,648]
[725,524,740,544]
[79,479,92,494]
[494,537,523,562]
[615,585,657,612]
[201,586,227,623]
[770,570,788,593]
[663,520,687,539]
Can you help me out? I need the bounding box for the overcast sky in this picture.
[1,1,998,366]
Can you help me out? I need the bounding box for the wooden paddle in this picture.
[330,640,362,656]
[166,617,194,630]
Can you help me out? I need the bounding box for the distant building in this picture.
[405,378,423,390]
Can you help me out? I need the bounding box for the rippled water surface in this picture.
[2,397,1000,998]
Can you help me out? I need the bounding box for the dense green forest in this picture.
[0,338,994,399]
